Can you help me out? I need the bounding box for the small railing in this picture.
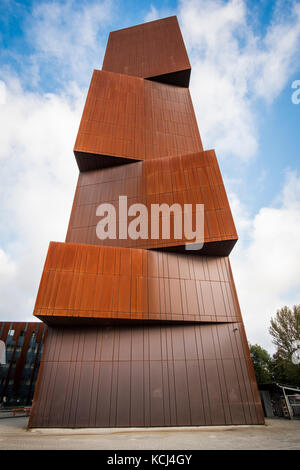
[11,407,31,416]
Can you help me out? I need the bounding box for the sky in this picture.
[0,0,299,353]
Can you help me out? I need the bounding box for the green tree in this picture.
[249,343,272,384]
[269,305,300,386]
[269,305,300,359]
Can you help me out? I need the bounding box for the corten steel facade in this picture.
[0,322,46,406]
[28,16,264,428]
[74,70,202,171]
[67,151,237,255]
[102,15,191,86]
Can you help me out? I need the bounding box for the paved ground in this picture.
[0,417,299,450]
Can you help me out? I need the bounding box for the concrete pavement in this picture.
[0,417,299,450]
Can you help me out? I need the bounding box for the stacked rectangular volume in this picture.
[34,242,241,325]
[74,70,202,171]
[102,16,191,86]
[67,150,237,254]
[28,323,264,428]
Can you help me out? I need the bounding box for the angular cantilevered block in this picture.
[33,241,241,325]
[73,70,203,171]
[67,150,237,255]
[102,16,191,87]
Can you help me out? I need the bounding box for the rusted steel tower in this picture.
[28,17,264,427]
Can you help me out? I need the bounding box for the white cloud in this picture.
[230,171,300,351]
[0,249,16,282]
[144,5,160,22]
[177,0,300,159]
[0,81,6,104]
[254,3,300,102]
[0,0,113,322]
[144,4,174,23]
[26,0,112,87]
[0,74,83,322]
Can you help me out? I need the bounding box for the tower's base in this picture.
[28,323,264,428]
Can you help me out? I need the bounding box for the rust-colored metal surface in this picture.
[33,241,241,325]
[73,70,203,171]
[28,323,264,428]
[67,150,237,254]
[29,16,264,428]
[102,16,191,87]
